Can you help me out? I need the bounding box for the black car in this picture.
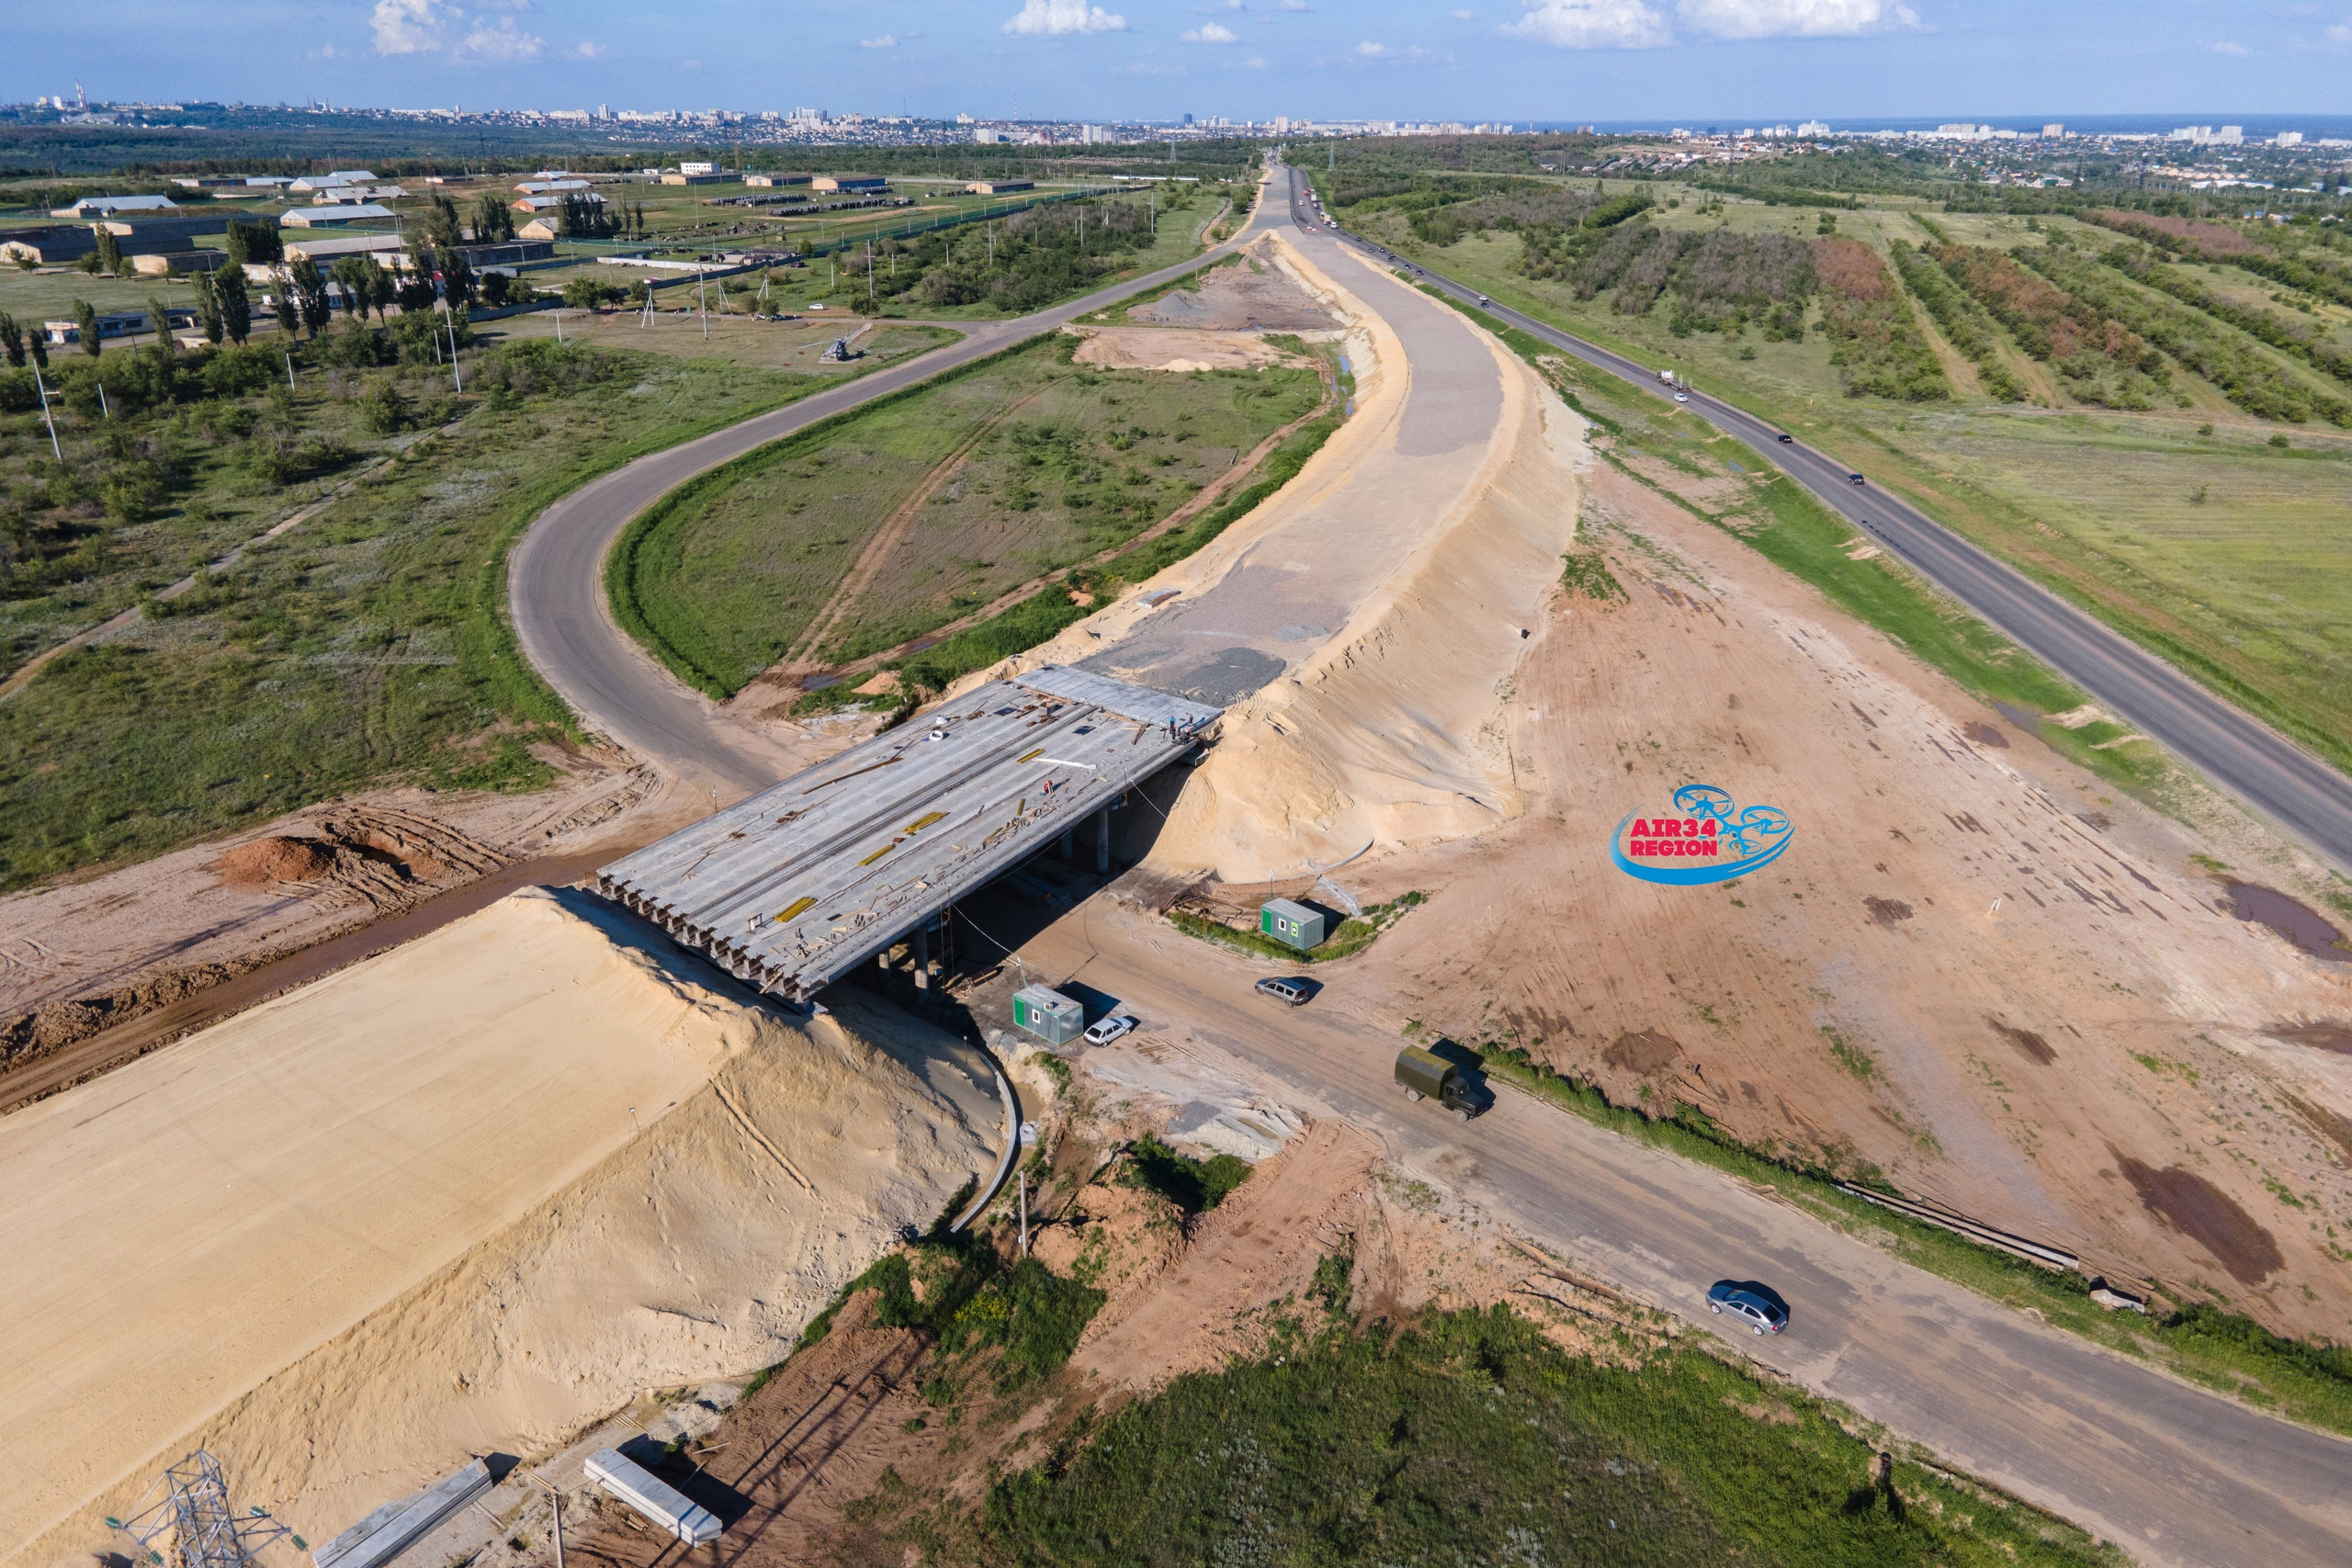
[1707,1280,1789,1336]
[1848,472,1867,486]
[1776,433,1794,445]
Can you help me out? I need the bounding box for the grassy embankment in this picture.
[0,329,938,890]
[782,1228,2119,1565]
[1337,188,2352,784]
[608,333,1329,701]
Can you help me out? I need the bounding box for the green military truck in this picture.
[1395,1045,1478,1122]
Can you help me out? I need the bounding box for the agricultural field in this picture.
[0,321,937,891]
[1318,162,2352,771]
[610,333,1328,698]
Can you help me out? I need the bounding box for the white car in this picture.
[1675,392,1690,403]
[1082,1014,1137,1046]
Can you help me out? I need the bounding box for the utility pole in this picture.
[697,265,708,339]
[33,366,62,460]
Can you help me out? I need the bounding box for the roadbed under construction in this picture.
[597,666,1218,998]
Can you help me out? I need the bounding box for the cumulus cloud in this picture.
[372,0,456,54]
[1003,0,1127,35]
[1183,21,1238,41]
[1229,53,1271,67]
[1499,0,1670,48]
[861,32,899,46]
[2202,38,2254,54]
[2328,22,2352,42]
[372,0,546,61]
[456,16,542,61]
[1677,0,1916,39]
[565,39,607,59]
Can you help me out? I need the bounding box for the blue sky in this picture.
[13,2,2352,124]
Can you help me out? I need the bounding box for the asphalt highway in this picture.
[1317,197,2352,877]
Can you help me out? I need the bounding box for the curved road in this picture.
[507,162,2352,1564]
[1323,209,2352,876]
[509,199,1275,795]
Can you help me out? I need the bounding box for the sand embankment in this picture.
[1150,241,1583,879]
[0,886,992,1563]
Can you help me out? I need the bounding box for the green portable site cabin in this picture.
[1261,897,1325,951]
[1012,983,1084,1045]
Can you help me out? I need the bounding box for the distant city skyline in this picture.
[12,1,2352,124]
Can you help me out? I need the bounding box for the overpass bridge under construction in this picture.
[597,666,1218,1000]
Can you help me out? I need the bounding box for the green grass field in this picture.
[611,334,1324,696]
[836,1288,2119,1567]
[0,333,936,890]
[1348,195,2352,773]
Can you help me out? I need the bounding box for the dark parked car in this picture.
[1708,1280,1789,1336]
[1848,472,1867,486]
[1777,433,1794,445]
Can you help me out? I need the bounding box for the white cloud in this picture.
[1499,0,1670,48]
[1352,39,1448,61]
[861,32,899,46]
[314,41,348,57]
[2202,38,2254,53]
[1002,0,1127,35]
[565,39,606,59]
[2328,22,2352,42]
[1676,0,1917,39]
[1450,7,1478,16]
[1183,21,1239,41]
[372,0,457,54]
[1281,0,1312,8]
[372,0,546,61]
[1229,53,1271,66]
[1501,0,1911,47]
[455,15,543,62]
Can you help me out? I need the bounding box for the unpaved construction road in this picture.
[1329,181,2352,878]
[501,162,2352,1566]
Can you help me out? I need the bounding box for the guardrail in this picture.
[1834,1182,2081,1270]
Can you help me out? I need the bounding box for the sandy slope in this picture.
[0,888,993,1564]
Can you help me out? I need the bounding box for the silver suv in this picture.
[1254,976,1309,1007]
[1707,1280,1789,1336]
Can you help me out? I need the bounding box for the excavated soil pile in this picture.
[1071,326,1289,372]
[1131,241,1341,332]
[0,886,993,1562]
[210,835,338,887]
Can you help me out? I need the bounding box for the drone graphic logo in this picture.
[1611,784,1793,886]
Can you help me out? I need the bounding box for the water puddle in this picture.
[2223,883,2352,964]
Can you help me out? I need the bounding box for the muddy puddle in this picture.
[2222,882,2352,964]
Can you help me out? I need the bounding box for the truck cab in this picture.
[1395,1045,1479,1122]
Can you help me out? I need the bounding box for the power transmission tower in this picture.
[110,1452,300,1568]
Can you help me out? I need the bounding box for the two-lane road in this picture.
[1324,211,2352,876]
[508,197,1275,795]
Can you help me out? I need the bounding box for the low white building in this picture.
[281,203,399,228]
[51,195,177,218]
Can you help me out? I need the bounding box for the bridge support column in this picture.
[913,922,930,990]
[1058,826,1074,861]
[1094,808,1111,874]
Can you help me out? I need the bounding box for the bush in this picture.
[1121,1134,1251,1216]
